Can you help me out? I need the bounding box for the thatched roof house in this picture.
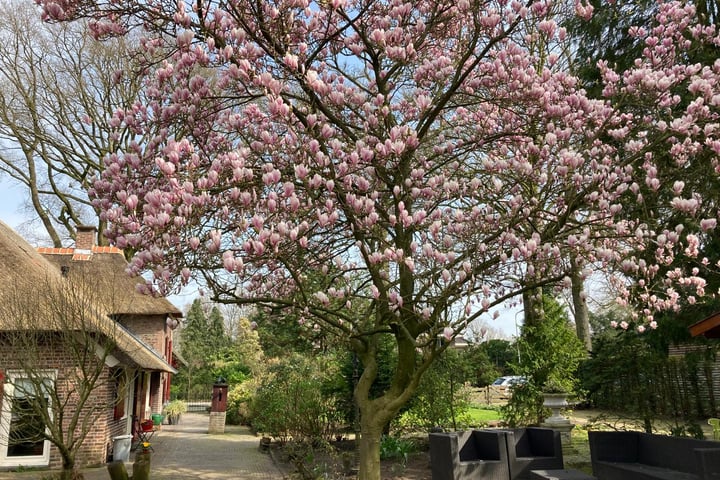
[0,221,174,372]
[38,226,182,319]
[0,221,180,470]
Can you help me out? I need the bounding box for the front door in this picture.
[0,373,54,467]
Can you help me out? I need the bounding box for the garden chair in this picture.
[429,430,511,480]
[709,418,720,441]
[503,427,564,479]
[133,417,156,451]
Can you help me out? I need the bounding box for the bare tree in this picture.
[466,319,508,343]
[0,0,145,246]
[0,266,147,479]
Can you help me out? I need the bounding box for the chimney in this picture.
[75,225,97,252]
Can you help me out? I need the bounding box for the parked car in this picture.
[491,376,527,387]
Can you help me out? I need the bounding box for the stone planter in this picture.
[541,392,574,447]
[542,393,569,423]
[259,436,271,452]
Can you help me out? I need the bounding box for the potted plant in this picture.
[162,400,187,425]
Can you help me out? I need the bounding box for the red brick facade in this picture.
[118,314,174,407]
[118,315,170,356]
[0,337,130,468]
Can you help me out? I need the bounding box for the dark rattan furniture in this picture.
[503,428,564,480]
[588,430,720,480]
[429,430,511,480]
[530,469,595,480]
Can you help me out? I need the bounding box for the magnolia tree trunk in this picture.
[357,416,384,480]
[356,397,407,480]
[353,333,422,480]
[522,286,545,328]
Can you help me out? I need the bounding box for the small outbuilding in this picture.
[689,312,720,339]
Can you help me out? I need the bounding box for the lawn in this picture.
[465,405,502,424]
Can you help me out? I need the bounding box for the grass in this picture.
[465,405,502,424]
[564,426,593,475]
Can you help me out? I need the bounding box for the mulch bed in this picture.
[268,438,432,479]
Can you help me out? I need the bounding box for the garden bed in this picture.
[269,410,717,479]
[270,437,432,479]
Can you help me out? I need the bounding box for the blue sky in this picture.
[0,177,26,231]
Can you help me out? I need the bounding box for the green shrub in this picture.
[211,359,249,386]
[380,435,417,464]
[395,348,472,432]
[249,353,344,443]
[162,399,187,416]
[501,382,544,427]
[226,381,258,425]
[502,295,586,427]
[669,421,705,439]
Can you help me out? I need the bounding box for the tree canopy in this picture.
[34,1,720,478]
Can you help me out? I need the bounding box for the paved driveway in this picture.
[0,413,284,480]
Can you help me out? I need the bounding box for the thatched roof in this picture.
[39,247,181,318]
[0,220,175,373]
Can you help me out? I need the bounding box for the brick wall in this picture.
[119,314,169,356]
[118,314,171,416]
[74,226,96,251]
[0,334,130,468]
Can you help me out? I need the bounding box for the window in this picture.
[112,369,130,421]
[0,371,55,467]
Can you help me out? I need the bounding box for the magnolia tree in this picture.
[37,0,720,477]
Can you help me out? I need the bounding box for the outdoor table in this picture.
[530,469,596,480]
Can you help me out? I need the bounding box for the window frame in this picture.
[112,368,131,421]
[0,370,56,467]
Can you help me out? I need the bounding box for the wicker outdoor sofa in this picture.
[429,427,564,480]
[588,430,720,480]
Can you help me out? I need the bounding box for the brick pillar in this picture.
[208,380,228,434]
[208,412,226,434]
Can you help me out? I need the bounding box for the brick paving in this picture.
[0,413,285,480]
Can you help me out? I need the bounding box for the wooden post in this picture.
[106,460,129,480]
[132,451,151,480]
